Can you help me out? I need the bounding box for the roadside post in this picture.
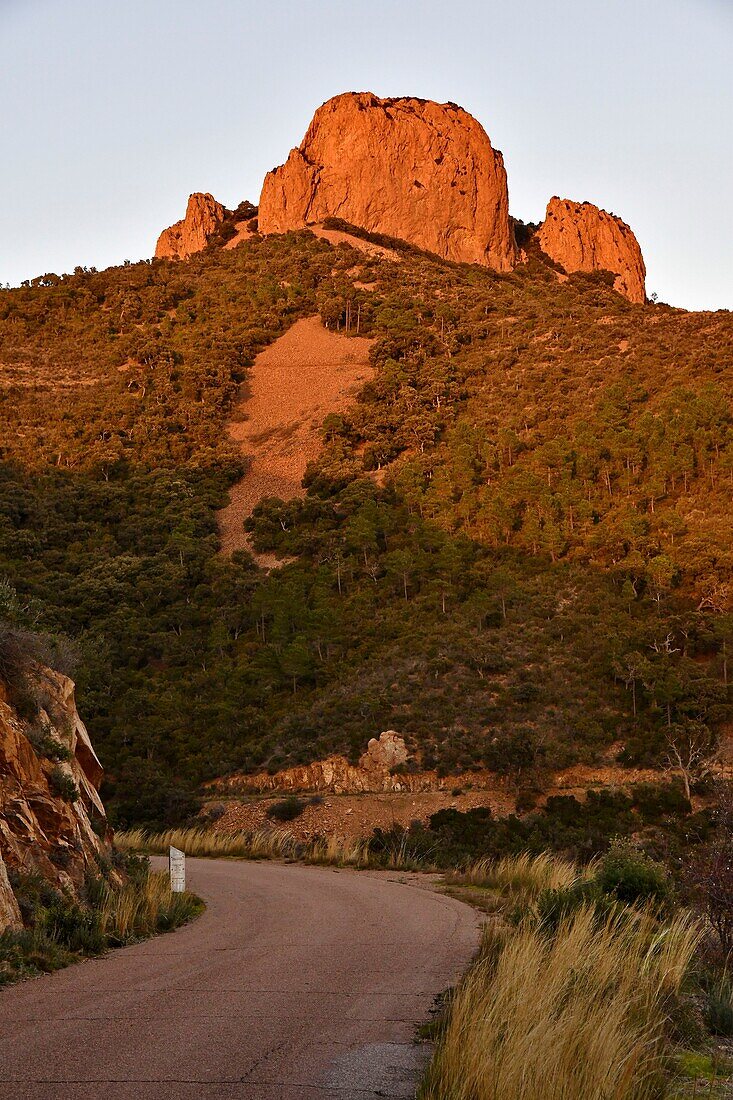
[169,846,186,893]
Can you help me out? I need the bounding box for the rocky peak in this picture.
[258,92,517,270]
[0,666,112,932]
[536,197,646,303]
[155,192,227,260]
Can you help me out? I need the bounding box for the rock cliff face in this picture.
[155,192,227,260]
[0,667,111,932]
[259,92,517,270]
[537,197,646,303]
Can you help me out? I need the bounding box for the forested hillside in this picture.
[0,227,730,825]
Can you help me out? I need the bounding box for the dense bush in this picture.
[705,979,733,1037]
[266,795,308,822]
[596,840,672,905]
[381,782,701,868]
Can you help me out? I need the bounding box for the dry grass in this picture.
[116,826,298,860]
[446,851,589,899]
[98,870,202,944]
[114,825,423,870]
[420,904,701,1100]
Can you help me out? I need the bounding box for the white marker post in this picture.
[169,846,186,893]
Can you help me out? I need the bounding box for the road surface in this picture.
[0,859,480,1099]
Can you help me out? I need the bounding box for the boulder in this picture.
[155,192,227,260]
[359,731,409,772]
[259,92,517,270]
[537,197,646,303]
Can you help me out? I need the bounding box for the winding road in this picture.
[0,859,480,1099]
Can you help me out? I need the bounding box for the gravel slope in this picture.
[217,317,373,561]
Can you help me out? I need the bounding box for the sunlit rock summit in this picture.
[537,197,646,304]
[155,192,226,260]
[258,92,517,271]
[153,92,646,302]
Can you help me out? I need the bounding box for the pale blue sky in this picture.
[1,0,730,310]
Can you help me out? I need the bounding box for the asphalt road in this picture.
[0,859,480,1099]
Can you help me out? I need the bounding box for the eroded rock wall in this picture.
[0,667,111,932]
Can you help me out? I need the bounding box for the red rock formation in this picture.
[259,92,517,270]
[537,197,646,303]
[0,667,112,931]
[155,192,226,260]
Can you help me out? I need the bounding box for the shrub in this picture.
[199,803,227,825]
[704,979,733,1037]
[631,781,691,822]
[532,881,605,930]
[48,766,79,802]
[26,725,73,762]
[596,840,672,906]
[266,795,308,822]
[42,900,106,955]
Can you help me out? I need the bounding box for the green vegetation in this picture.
[117,813,733,1096]
[0,857,203,986]
[47,765,79,802]
[0,228,730,825]
[370,779,709,869]
[265,794,311,822]
[704,979,733,1037]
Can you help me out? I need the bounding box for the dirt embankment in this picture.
[205,754,669,843]
[217,316,373,563]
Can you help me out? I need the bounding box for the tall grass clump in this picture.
[99,870,203,945]
[115,825,430,870]
[115,826,300,860]
[421,905,701,1100]
[447,851,586,899]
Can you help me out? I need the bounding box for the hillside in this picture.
[0,225,731,826]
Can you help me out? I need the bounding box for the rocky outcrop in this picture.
[155,192,227,260]
[259,92,517,270]
[216,755,432,796]
[360,731,408,771]
[0,667,112,932]
[214,731,420,796]
[212,731,490,797]
[537,197,646,303]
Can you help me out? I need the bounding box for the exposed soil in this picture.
[205,758,673,843]
[207,788,517,842]
[217,316,373,561]
[310,224,401,262]
[223,220,257,250]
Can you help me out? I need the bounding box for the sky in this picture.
[1,0,731,311]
